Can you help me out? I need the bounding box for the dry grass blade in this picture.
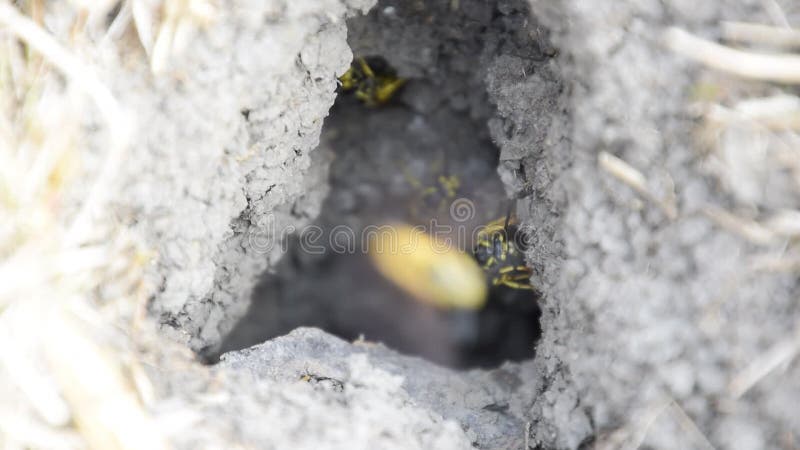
[599,151,647,193]
[0,3,167,449]
[0,3,133,247]
[722,21,800,49]
[44,308,169,450]
[764,209,800,237]
[706,95,800,131]
[131,0,159,55]
[665,27,800,84]
[0,304,71,428]
[761,0,791,29]
[595,397,715,450]
[664,400,716,450]
[598,151,678,220]
[0,4,121,126]
[105,0,134,43]
[146,0,217,74]
[594,401,671,450]
[750,253,800,273]
[729,324,800,398]
[703,206,776,245]
[0,411,83,449]
[702,208,800,244]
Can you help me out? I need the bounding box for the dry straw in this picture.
[667,17,800,426]
[0,2,168,449]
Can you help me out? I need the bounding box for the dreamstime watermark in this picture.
[245,197,532,255]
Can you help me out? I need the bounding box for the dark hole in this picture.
[215,0,551,369]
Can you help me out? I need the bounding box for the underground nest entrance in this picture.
[216,0,557,369]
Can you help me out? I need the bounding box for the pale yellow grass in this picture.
[0,2,182,448]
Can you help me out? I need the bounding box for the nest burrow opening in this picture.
[215,0,559,369]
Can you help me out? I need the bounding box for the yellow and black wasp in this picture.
[339,56,406,107]
[458,209,539,367]
[473,211,533,291]
[404,169,462,221]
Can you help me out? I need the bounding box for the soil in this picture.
[119,0,800,448]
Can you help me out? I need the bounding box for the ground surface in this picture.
[26,0,798,448]
[173,0,800,448]
[528,1,800,448]
[217,54,544,368]
[217,96,518,367]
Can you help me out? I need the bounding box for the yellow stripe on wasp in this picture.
[473,211,534,291]
[339,56,406,107]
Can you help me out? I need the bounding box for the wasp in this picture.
[404,171,461,220]
[473,212,533,290]
[339,56,406,106]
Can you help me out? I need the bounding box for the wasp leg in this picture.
[374,77,406,104]
[402,166,424,190]
[498,266,514,274]
[498,273,534,290]
[502,280,534,290]
[495,265,534,290]
[357,57,376,78]
[498,265,531,275]
[438,175,460,196]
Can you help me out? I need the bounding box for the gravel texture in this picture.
[526,1,800,448]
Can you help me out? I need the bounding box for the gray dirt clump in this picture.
[211,1,561,448]
[44,0,800,447]
[109,0,375,353]
[521,0,800,448]
[204,0,800,448]
[219,328,539,449]
[217,0,562,371]
[155,329,475,449]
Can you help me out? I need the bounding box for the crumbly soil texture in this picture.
[214,0,564,448]
[127,0,800,448]
[217,0,559,370]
